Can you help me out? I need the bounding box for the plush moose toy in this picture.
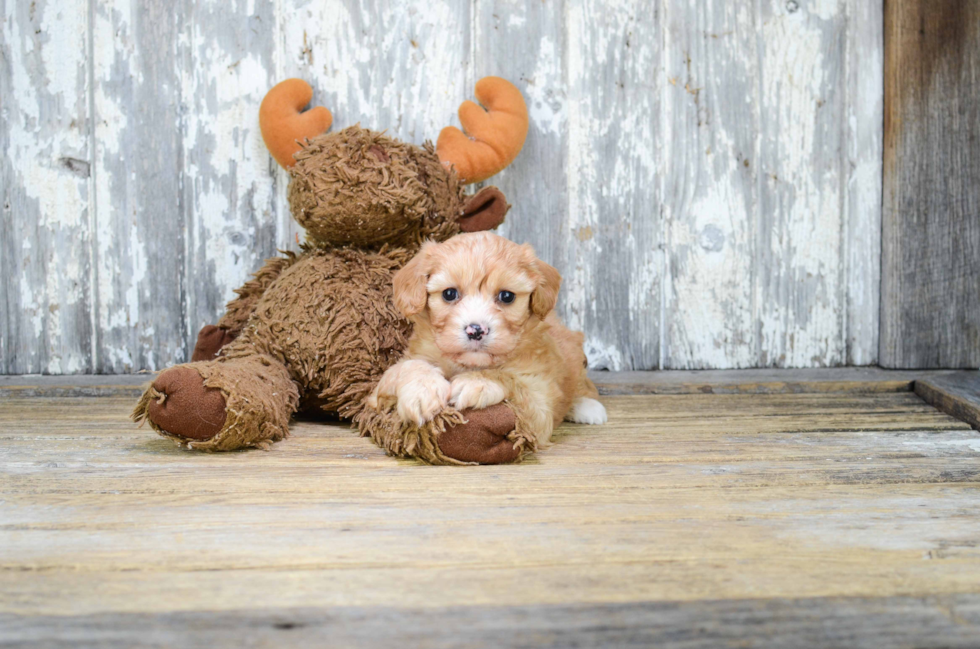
[133,77,529,464]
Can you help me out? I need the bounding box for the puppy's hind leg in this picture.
[565,397,608,425]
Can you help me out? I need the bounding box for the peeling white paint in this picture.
[182,44,274,304]
[291,0,468,144]
[668,177,756,368]
[93,0,140,370]
[756,0,845,367]
[584,337,627,372]
[526,37,564,137]
[843,0,882,366]
[3,0,91,373]
[3,0,884,373]
[563,0,592,335]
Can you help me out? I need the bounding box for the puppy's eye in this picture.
[442,288,459,302]
[497,290,516,304]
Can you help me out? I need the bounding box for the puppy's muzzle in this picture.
[465,323,488,341]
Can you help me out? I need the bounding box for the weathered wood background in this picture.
[1,0,883,374]
[881,1,980,369]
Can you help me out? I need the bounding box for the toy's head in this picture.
[260,77,528,249]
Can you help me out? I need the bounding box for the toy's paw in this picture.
[397,375,451,426]
[145,366,227,441]
[190,325,236,362]
[449,374,506,411]
[437,403,520,464]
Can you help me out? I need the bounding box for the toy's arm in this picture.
[191,253,298,362]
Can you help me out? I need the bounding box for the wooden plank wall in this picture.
[881,1,980,369]
[1,0,882,374]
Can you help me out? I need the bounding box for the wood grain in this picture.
[179,0,282,351]
[881,1,980,368]
[91,0,186,372]
[561,0,662,370]
[844,0,883,366]
[0,0,94,374]
[756,0,847,368]
[2,392,979,638]
[915,372,980,431]
[663,0,758,369]
[4,595,980,649]
[592,368,966,396]
[662,0,881,369]
[1,1,889,373]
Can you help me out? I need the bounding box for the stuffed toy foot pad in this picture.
[143,366,227,441]
[437,405,520,464]
[133,356,299,451]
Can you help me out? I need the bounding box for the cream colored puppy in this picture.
[368,232,606,448]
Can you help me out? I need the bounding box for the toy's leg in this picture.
[133,355,299,451]
[358,402,523,465]
[190,324,237,361]
[437,405,522,464]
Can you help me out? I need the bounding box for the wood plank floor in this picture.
[2,391,980,647]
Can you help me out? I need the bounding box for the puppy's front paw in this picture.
[450,374,507,411]
[397,376,451,426]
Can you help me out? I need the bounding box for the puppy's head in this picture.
[393,232,561,369]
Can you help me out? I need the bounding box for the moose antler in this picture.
[260,79,333,168]
[436,77,528,184]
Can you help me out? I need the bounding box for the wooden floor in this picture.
[2,385,980,647]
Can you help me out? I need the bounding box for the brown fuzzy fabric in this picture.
[220,247,412,422]
[355,401,529,466]
[134,125,522,461]
[133,355,298,451]
[289,127,462,250]
[217,253,299,336]
[356,402,470,465]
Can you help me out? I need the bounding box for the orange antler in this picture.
[436,77,528,184]
[259,79,333,168]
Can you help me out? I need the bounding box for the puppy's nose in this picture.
[465,323,487,341]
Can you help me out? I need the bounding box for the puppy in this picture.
[367,232,606,450]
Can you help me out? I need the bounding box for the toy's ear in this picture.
[458,187,510,232]
[523,245,561,318]
[393,242,436,318]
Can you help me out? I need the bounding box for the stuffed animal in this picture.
[132,76,529,464]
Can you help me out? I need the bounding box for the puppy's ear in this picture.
[530,259,562,318]
[393,243,435,318]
